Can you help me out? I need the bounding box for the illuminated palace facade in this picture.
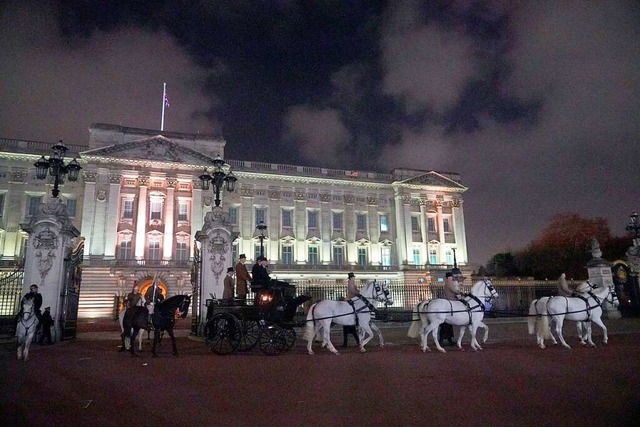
[0,123,469,319]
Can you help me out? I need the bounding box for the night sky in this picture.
[1,1,639,265]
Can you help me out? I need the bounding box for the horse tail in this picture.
[527,299,538,335]
[539,301,551,339]
[303,302,317,342]
[407,301,424,338]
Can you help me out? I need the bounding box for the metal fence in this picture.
[246,278,562,322]
[0,267,24,336]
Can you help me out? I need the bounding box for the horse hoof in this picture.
[438,349,446,353]
[359,348,367,353]
[308,350,315,356]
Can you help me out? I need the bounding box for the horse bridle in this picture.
[20,301,38,330]
[481,279,498,301]
[373,282,391,303]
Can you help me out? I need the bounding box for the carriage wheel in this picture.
[282,326,296,351]
[259,325,288,356]
[205,313,242,355]
[238,319,260,352]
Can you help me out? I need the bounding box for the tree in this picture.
[485,252,520,277]
[518,213,612,280]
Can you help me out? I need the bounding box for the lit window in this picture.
[379,214,389,232]
[429,249,438,265]
[357,247,368,266]
[150,200,162,220]
[118,234,133,259]
[446,250,453,265]
[176,242,189,261]
[178,202,189,221]
[443,218,451,233]
[411,216,420,233]
[381,247,391,267]
[148,240,161,260]
[122,200,134,219]
[428,217,436,233]
[413,248,421,266]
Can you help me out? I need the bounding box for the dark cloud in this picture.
[1,0,639,265]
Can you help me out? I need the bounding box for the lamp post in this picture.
[256,221,267,257]
[627,212,640,244]
[198,155,237,207]
[33,140,82,198]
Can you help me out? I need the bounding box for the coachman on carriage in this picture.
[205,279,310,355]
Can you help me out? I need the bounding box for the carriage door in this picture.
[612,260,640,317]
[60,239,84,340]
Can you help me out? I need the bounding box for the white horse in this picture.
[304,281,393,355]
[16,298,39,362]
[415,279,499,353]
[543,284,618,349]
[408,299,491,350]
[527,297,591,349]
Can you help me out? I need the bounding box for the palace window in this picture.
[281,245,293,265]
[150,200,163,220]
[307,210,318,229]
[227,206,238,225]
[117,235,133,259]
[443,218,451,233]
[379,214,389,232]
[333,246,344,266]
[332,211,343,230]
[0,194,4,218]
[411,216,420,233]
[413,248,421,266]
[255,208,266,227]
[177,201,189,222]
[445,249,453,265]
[381,247,391,267]
[176,241,189,261]
[357,247,368,266]
[282,209,293,228]
[308,246,319,265]
[148,239,161,260]
[27,195,42,216]
[428,217,436,233]
[122,199,134,219]
[429,249,438,265]
[356,213,367,231]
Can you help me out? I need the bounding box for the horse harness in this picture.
[18,305,38,335]
[563,291,602,321]
[346,294,377,326]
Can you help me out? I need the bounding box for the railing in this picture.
[245,278,570,321]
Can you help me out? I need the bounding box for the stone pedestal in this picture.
[21,197,80,342]
[194,207,236,333]
[586,238,619,319]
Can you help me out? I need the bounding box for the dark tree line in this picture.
[483,213,630,280]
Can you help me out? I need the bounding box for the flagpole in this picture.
[161,82,166,131]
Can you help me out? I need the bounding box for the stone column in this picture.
[134,175,148,259]
[586,238,618,319]
[104,173,121,258]
[194,207,235,333]
[21,197,80,343]
[163,178,176,259]
[393,188,407,266]
[452,198,467,265]
[79,171,98,259]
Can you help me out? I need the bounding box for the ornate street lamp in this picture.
[33,140,82,198]
[256,221,267,257]
[198,154,237,207]
[626,212,640,240]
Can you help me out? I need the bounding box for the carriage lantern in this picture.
[34,140,82,198]
[198,154,237,207]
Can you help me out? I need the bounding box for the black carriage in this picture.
[204,280,309,355]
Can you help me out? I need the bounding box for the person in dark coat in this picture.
[251,256,271,291]
[235,254,251,303]
[439,271,462,346]
[19,284,43,321]
[39,307,54,345]
[343,273,361,347]
[223,267,235,300]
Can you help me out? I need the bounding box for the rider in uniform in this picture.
[145,282,164,328]
[251,256,271,303]
[123,282,143,328]
[343,272,361,348]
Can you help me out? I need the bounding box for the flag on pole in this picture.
[164,92,170,108]
[161,82,168,131]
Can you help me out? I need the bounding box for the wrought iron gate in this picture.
[0,264,24,338]
[60,239,84,340]
[190,243,202,335]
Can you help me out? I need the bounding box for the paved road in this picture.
[2,318,639,426]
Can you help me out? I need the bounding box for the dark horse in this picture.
[120,294,191,357]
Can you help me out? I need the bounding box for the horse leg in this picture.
[359,325,374,353]
[469,323,482,351]
[590,317,607,346]
[166,329,178,356]
[323,322,339,355]
[152,329,159,357]
[456,326,466,350]
[138,330,143,351]
[553,316,571,349]
[130,328,140,356]
[371,322,384,348]
[23,333,34,362]
[16,339,23,360]
[479,321,489,344]
[427,321,445,353]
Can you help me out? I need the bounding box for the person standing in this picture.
[144,280,164,328]
[39,307,54,345]
[251,256,271,291]
[439,270,463,346]
[343,272,361,347]
[235,254,251,303]
[125,282,143,309]
[223,267,235,300]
